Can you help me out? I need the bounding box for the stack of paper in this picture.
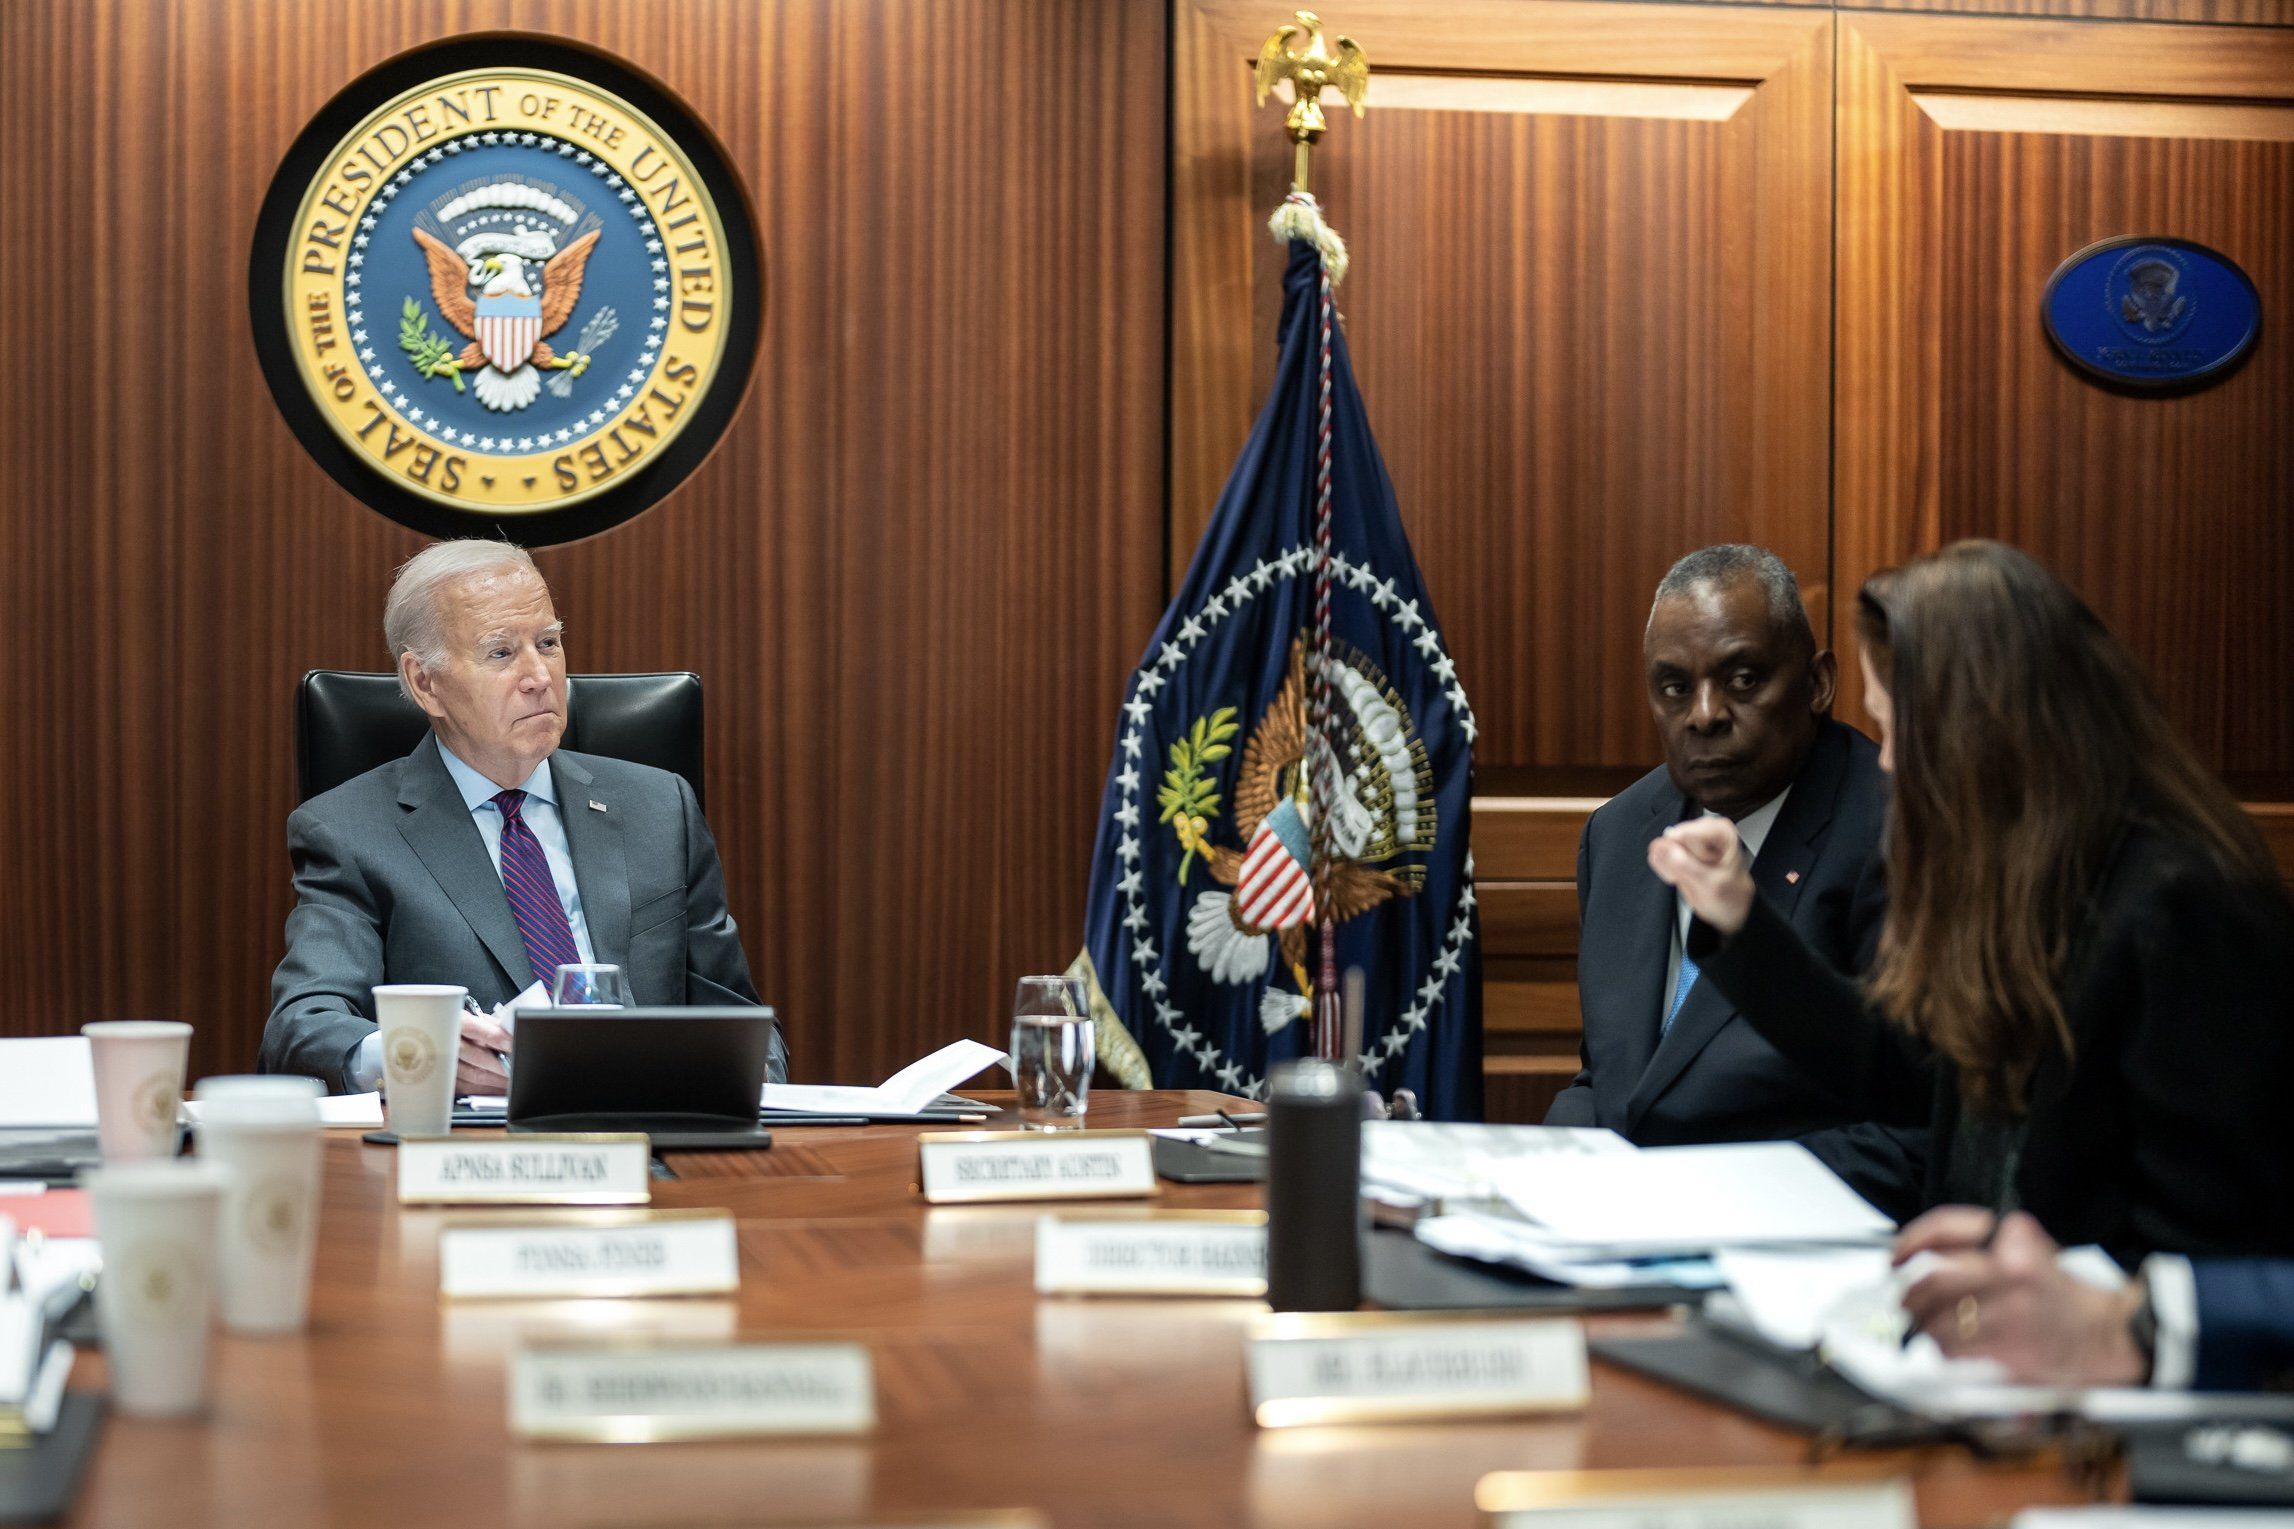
[1412,1141,1894,1291]
[761,1039,1007,1117]
[1491,1141,1895,1256]
[1361,1121,1631,1209]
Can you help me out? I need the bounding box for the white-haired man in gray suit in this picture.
[261,540,784,1093]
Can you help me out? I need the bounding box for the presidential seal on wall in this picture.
[251,41,761,543]
[2041,236,2260,394]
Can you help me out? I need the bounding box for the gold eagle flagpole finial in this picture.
[1254,11,1368,197]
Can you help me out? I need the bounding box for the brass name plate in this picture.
[397,1133,651,1206]
[1248,1310,1589,1428]
[1034,1211,1266,1297]
[439,1209,737,1299]
[1477,1469,1916,1528]
[918,1130,1157,1204]
[511,1338,874,1442]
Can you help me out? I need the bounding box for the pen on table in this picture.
[1176,1111,1266,1128]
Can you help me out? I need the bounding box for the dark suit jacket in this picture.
[1546,719,1919,1205]
[1692,824,2294,1266]
[2190,1260,2294,1390]
[261,734,784,1091]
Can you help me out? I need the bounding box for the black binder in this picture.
[0,1392,104,1525]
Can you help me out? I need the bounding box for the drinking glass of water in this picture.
[551,963,632,1007]
[1010,975,1094,1131]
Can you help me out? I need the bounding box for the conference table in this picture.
[59,1092,2099,1527]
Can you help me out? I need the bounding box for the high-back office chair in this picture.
[295,670,706,807]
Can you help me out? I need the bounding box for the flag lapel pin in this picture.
[1785,870,1801,884]
[588,800,607,813]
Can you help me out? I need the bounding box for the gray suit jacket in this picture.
[261,734,784,1091]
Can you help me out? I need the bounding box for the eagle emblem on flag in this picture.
[1174,640,1429,1036]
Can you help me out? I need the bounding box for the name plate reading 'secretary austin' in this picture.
[1034,1212,1267,1297]
[397,1134,653,1206]
[918,1130,1158,1205]
[1248,1311,1590,1428]
[511,1339,875,1442]
[439,1209,739,1300]
[1475,1469,1917,1529]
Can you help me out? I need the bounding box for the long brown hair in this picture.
[1857,540,2279,1112]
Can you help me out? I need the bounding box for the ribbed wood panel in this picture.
[0,0,1166,1083]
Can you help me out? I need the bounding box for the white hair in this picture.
[383,540,544,700]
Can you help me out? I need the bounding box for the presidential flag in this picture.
[1072,204,1482,1120]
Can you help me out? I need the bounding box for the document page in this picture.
[761,1038,1006,1116]
[0,1038,97,1129]
[1494,1141,1895,1255]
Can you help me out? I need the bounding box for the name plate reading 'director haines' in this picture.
[1475,1469,1916,1529]
[398,1134,653,1206]
[1035,1212,1267,1296]
[440,1209,739,1299]
[511,1339,874,1442]
[1248,1312,1589,1428]
[918,1130,1157,1204]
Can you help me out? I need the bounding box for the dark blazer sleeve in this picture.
[1793,846,1930,1217]
[2111,863,2294,1259]
[672,775,787,1083]
[260,807,383,1092]
[2191,1260,2294,1391]
[1541,824,1599,1127]
[1688,891,1936,1125]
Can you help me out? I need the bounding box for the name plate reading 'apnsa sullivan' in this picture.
[1249,1312,1589,1428]
[1035,1212,1266,1296]
[1476,1469,1916,1529]
[919,1130,1157,1204]
[440,1210,738,1299]
[398,1134,652,1205]
[511,1339,874,1442]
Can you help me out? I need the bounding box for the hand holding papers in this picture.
[761,1038,1006,1119]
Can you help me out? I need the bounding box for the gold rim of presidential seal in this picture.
[280,66,733,514]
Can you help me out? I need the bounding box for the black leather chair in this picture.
[295,671,706,807]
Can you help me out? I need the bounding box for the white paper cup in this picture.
[82,1021,192,1162]
[373,985,464,1139]
[83,1160,226,1417]
[192,1078,324,1335]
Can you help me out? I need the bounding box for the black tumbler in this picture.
[1264,1057,1363,1312]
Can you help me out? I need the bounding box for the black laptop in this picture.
[507,1006,779,1149]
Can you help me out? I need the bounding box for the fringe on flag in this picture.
[1268,192,1349,287]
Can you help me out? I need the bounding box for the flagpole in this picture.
[1256,11,1367,1065]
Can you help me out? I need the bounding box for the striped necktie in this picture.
[490,789,582,988]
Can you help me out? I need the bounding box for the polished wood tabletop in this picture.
[61,1092,2098,1527]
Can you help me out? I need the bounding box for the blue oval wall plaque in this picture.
[2042,236,2261,391]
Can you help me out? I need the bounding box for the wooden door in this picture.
[1834,13,2294,794]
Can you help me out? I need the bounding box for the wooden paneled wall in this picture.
[0,0,1165,1084]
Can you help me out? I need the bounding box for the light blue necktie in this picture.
[1664,832,1745,1036]
[1663,949,1700,1036]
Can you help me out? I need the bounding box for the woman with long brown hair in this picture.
[1652,540,2294,1265]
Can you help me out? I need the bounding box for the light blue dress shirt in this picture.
[348,743,597,1091]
